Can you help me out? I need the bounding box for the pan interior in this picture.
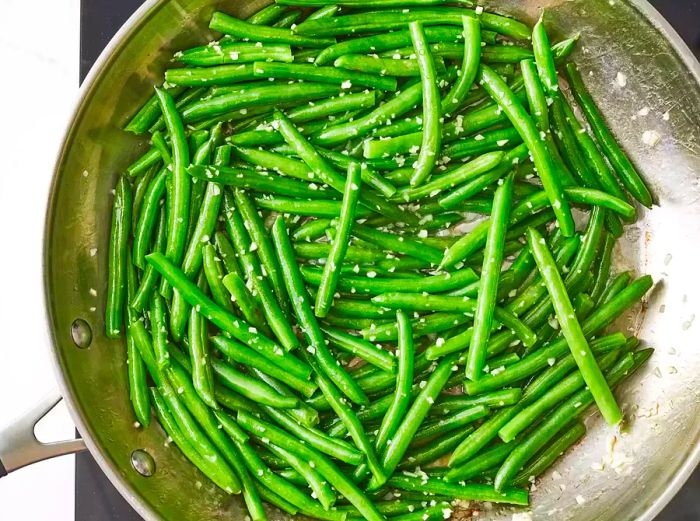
[45,1,700,520]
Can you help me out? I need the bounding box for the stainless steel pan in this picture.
[1,0,699,519]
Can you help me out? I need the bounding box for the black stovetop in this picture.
[76,1,700,519]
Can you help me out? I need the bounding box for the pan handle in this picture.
[0,388,86,477]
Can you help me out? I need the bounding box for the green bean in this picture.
[165,63,257,86]
[363,312,471,342]
[286,91,379,124]
[388,475,529,506]
[280,0,470,5]
[106,176,132,338]
[315,372,386,484]
[183,82,341,123]
[126,146,161,177]
[463,273,652,396]
[296,243,387,264]
[262,406,363,465]
[254,197,369,218]
[500,350,620,444]
[302,265,477,295]
[189,164,334,200]
[132,168,167,269]
[211,357,299,408]
[591,234,615,303]
[566,206,606,290]
[521,332,626,405]
[400,427,473,469]
[440,16,480,115]
[315,82,422,146]
[231,147,316,182]
[317,26,462,66]
[600,271,633,306]
[238,411,384,521]
[306,4,340,19]
[479,65,574,237]
[324,328,395,373]
[440,128,522,162]
[252,61,397,91]
[437,144,528,210]
[527,227,621,425]
[432,389,521,417]
[250,369,319,427]
[532,17,559,97]
[550,96,600,190]
[512,421,586,487]
[171,183,224,339]
[131,209,167,312]
[234,435,347,521]
[466,173,513,381]
[521,58,549,131]
[212,336,316,398]
[565,63,652,207]
[176,42,294,66]
[145,253,312,380]
[372,294,535,348]
[124,86,186,134]
[351,224,443,264]
[567,187,635,220]
[448,406,522,469]
[292,218,332,242]
[223,196,299,351]
[557,95,628,202]
[233,190,290,312]
[256,482,299,515]
[494,351,640,491]
[397,151,505,203]
[210,11,336,48]
[268,442,336,510]
[272,10,302,28]
[164,360,273,518]
[146,294,169,372]
[202,244,234,312]
[406,22,441,186]
[150,389,241,494]
[445,441,516,482]
[213,231,243,278]
[271,217,369,405]
[294,8,531,40]
[323,315,392,331]
[221,272,269,333]
[374,310,414,455]
[154,88,191,268]
[315,163,362,317]
[186,300,216,409]
[130,321,242,493]
[334,55,427,78]
[245,4,286,24]
[150,130,171,164]
[124,263,150,427]
[131,164,158,231]
[273,109,416,224]
[371,354,458,489]
[413,405,489,445]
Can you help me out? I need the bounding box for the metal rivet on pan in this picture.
[71,319,92,349]
[131,449,156,477]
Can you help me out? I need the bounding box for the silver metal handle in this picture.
[0,388,86,477]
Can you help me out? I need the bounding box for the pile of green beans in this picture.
[109,3,655,520]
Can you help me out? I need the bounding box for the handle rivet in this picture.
[70,319,92,349]
[130,449,155,477]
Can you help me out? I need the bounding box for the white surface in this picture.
[0,0,80,519]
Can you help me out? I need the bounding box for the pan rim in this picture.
[42,1,700,520]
